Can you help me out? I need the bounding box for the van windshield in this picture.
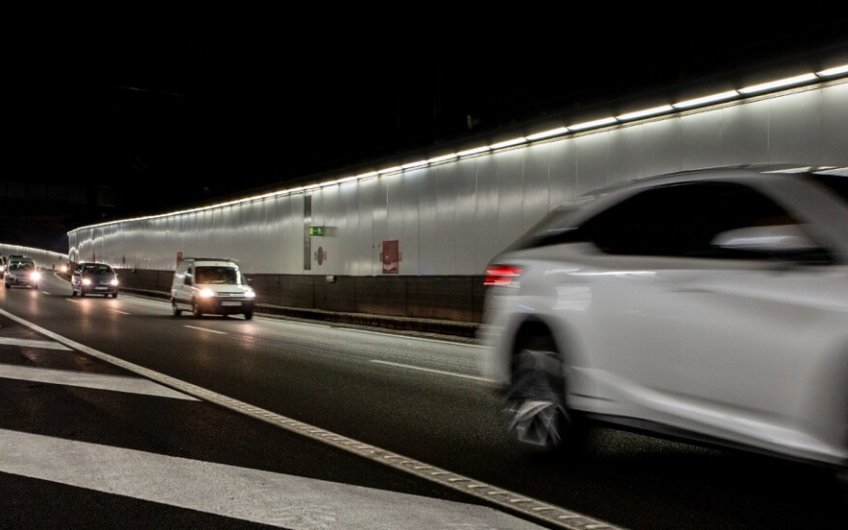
[195,266,240,285]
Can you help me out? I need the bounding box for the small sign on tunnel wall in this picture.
[382,240,400,274]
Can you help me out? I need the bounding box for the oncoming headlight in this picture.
[199,288,215,298]
[31,271,42,282]
[82,278,92,286]
[110,278,119,286]
[244,290,256,299]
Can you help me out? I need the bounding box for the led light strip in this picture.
[70,62,848,232]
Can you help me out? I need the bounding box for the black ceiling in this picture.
[2,15,847,250]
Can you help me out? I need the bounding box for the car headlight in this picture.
[244,290,256,299]
[199,288,215,298]
[110,279,119,286]
[31,271,42,282]
[82,278,92,286]
[0,266,5,272]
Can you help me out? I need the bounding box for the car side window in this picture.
[580,181,826,260]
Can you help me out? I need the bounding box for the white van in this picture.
[171,257,256,320]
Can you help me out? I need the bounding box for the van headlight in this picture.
[199,288,215,298]
[31,271,42,282]
[110,279,119,286]
[244,290,256,299]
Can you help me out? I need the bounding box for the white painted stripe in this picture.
[0,428,545,530]
[184,325,227,335]
[0,363,198,401]
[334,325,483,348]
[0,337,71,351]
[370,359,491,383]
[65,299,79,304]
[40,290,51,295]
[0,306,616,530]
[112,310,131,315]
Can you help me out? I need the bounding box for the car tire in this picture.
[504,334,573,451]
[3,283,8,289]
[192,300,202,318]
[244,310,253,320]
[172,300,181,316]
[79,290,85,297]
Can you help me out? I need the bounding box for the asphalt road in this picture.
[2,272,847,529]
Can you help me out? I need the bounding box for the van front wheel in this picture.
[192,300,202,318]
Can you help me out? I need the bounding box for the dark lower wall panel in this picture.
[114,269,485,323]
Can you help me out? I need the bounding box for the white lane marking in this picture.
[0,306,616,530]
[184,325,227,335]
[112,310,131,315]
[40,290,51,295]
[325,324,483,348]
[0,429,545,530]
[0,363,198,401]
[65,299,79,304]
[370,359,491,383]
[0,337,72,351]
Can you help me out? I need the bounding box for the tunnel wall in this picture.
[68,81,848,321]
[0,244,66,270]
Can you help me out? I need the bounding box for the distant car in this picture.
[5,258,40,289]
[481,166,848,472]
[171,257,255,319]
[71,262,119,297]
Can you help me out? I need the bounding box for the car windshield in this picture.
[195,266,239,285]
[11,262,33,271]
[83,264,113,274]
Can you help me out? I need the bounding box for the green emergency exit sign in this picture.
[309,226,326,236]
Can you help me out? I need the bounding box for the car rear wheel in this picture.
[505,334,572,451]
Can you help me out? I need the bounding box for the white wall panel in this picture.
[767,89,823,163]
[400,169,424,275]
[67,81,848,276]
[454,158,479,274]
[471,156,500,272]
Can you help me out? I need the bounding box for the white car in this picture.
[481,166,848,471]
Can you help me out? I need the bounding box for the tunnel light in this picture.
[490,137,527,150]
[377,166,403,175]
[526,127,569,141]
[739,73,817,95]
[616,105,674,121]
[401,160,428,170]
[457,146,490,157]
[355,171,378,179]
[335,176,359,185]
[672,90,739,109]
[568,116,618,131]
[426,153,458,164]
[816,64,848,78]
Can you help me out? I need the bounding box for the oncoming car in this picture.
[481,166,848,472]
[171,258,255,320]
[5,258,40,289]
[71,262,119,297]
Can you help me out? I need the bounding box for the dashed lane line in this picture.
[0,306,620,530]
[370,359,491,383]
[184,325,227,335]
[0,337,72,351]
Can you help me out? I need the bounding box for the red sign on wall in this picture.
[382,240,399,274]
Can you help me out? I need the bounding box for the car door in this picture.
[575,181,848,445]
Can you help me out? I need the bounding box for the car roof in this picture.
[579,164,847,200]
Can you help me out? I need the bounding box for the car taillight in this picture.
[484,265,522,286]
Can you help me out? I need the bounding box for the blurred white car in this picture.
[481,166,848,470]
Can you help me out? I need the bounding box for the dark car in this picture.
[5,259,40,289]
[71,263,119,297]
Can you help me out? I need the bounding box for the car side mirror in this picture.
[184,276,193,286]
[712,225,821,255]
